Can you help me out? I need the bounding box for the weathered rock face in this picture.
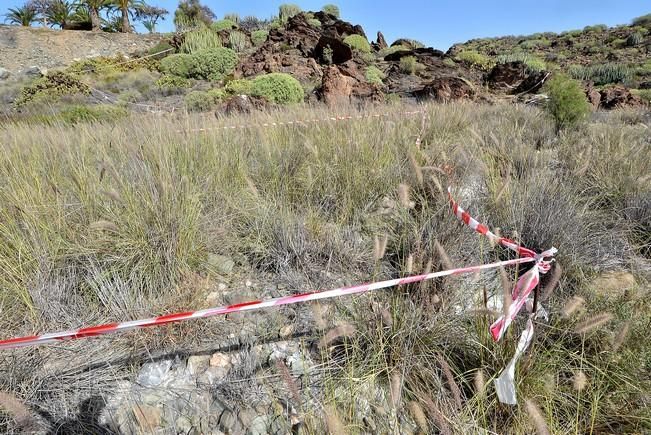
[222,94,270,115]
[320,65,354,105]
[413,76,475,102]
[585,81,602,108]
[376,31,388,50]
[599,85,645,109]
[485,61,547,94]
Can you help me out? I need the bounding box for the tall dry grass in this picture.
[0,101,649,433]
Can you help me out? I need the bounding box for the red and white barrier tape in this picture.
[177,109,425,133]
[0,256,534,351]
[0,187,557,405]
[448,187,557,404]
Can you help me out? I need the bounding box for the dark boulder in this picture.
[412,77,475,102]
[599,85,645,109]
[314,36,353,64]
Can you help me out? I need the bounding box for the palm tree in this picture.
[45,0,77,29]
[113,0,135,33]
[80,0,111,31]
[4,5,38,26]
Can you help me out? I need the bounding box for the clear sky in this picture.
[3,0,650,50]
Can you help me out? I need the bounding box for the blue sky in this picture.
[4,0,650,49]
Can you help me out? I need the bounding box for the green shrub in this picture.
[251,30,269,47]
[399,56,425,75]
[631,88,651,104]
[180,27,222,53]
[568,63,632,85]
[251,73,304,104]
[225,78,253,95]
[442,57,456,67]
[223,13,239,23]
[455,50,494,70]
[159,53,195,77]
[207,88,227,101]
[495,52,546,72]
[321,4,340,18]
[212,19,238,32]
[627,32,644,47]
[190,47,238,81]
[343,34,371,53]
[542,73,591,130]
[59,105,128,124]
[279,4,301,23]
[583,24,608,32]
[632,13,651,28]
[184,90,221,112]
[16,72,90,106]
[308,18,321,27]
[365,65,386,85]
[228,31,249,52]
[378,45,410,57]
[147,41,175,57]
[156,75,191,90]
[519,38,551,49]
[269,19,282,30]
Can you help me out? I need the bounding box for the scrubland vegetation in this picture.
[0,101,649,433]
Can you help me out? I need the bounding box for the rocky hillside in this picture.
[0,24,161,76]
[1,10,649,118]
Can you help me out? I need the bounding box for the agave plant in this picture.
[4,5,38,26]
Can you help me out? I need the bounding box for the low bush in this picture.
[225,78,253,95]
[378,45,410,58]
[321,4,340,18]
[632,13,651,28]
[159,53,195,77]
[228,31,249,53]
[184,90,224,112]
[627,32,644,47]
[455,50,494,70]
[223,13,239,23]
[147,41,175,58]
[308,18,321,27]
[190,47,238,81]
[542,73,591,130]
[519,38,551,49]
[251,73,304,104]
[212,19,238,32]
[59,104,128,124]
[583,24,608,32]
[16,72,90,106]
[495,52,546,72]
[251,30,269,47]
[631,88,651,104]
[568,63,632,85]
[343,34,371,53]
[365,65,386,85]
[156,74,191,90]
[180,27,223,53]
[279,4,301,22]
[399,56,425,75]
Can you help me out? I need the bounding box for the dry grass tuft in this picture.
[324,405,347,435]
[540,264,562,301]
[398,183,414,208]
[434,239,453,270]
[408,152,424,187]
[573,371,588,392]
[408,400,428,432]
[562,295,585,318]
[389,371,402,408]
[438,354,462,409]
[474,369,486,398]
[275,359,302,408]
[89,219,119,232]
[574,312,613,334]
[525,399,550,435]
[612,321,630,352]
[374,233,389,260]
[421,396,451,435]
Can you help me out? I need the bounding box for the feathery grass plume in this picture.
[420,258,432,292]
[373,233,388,260]
[101,188,123,203]
[398,183,414,208]
[562,295,585,318]
[408,400,428,432]
[434,239,453,270]
[421,396,451,435]
[490,227,502,248]
[244,174,259,197]
[389,371,402,408]
[474,369,486,398]
[0,391,33,426]
[275,359,302,408]
[319,323,356,349]
[324,405,347,435]
[311,302,328,330]
[499,266,512,317]
[408,152,424,187]
[429,174,444,196]
[495,168,511,203]
[572,370,587,392]
[525,399,550,435]
[89,220,119,232]
[438,354,462,409]
[380,308,393,328]
[574,312,613,334]
[540,264,562,301]
[405,254,414,274]
[612,321,630,352]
